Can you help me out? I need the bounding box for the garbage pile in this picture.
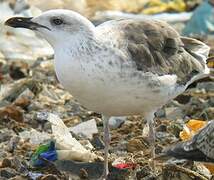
[0,0,213,179]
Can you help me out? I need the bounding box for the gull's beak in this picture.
[4,17,50,30]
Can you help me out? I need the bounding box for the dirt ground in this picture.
[0,1,214,180]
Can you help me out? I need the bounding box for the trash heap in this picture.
[0,0,213,179]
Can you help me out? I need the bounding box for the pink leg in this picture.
[145,113,156,170]
[101,115,110,179]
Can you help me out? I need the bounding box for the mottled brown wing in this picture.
[116,19,208,84]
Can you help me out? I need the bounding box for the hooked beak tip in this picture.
[4,17,34,29]
[4,17,50,31]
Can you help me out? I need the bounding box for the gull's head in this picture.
[5,9,95,46]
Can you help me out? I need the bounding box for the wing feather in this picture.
[97,19,210,85]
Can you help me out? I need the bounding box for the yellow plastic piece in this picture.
[179,119,207,141]
[142,0,186,14]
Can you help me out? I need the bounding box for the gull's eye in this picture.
[52,18,63,25]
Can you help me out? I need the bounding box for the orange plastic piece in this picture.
[179,120,214,174]
[179,120,207,141]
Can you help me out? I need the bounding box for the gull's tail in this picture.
[181,37,211,86]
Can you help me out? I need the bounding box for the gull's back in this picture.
[96,19,210,86]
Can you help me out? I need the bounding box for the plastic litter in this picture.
[30,114,102,167]
[179,119,207,141]
[69,119,98,139]
[47,113,101,162]
[108,116,126,129]
[113,163,137,170]
[31,141,57,167]
[183,1,214,35]
[142,0,186,14]
[19,129,50,145]
[27,172,43,180]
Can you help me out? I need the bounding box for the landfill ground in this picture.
[0,1,214,180]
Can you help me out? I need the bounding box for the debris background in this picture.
[0,0,213,179]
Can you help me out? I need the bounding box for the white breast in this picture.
[54,44,185,116]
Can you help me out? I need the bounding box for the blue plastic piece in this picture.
[182,1,214,35]
[31,141,57,167]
